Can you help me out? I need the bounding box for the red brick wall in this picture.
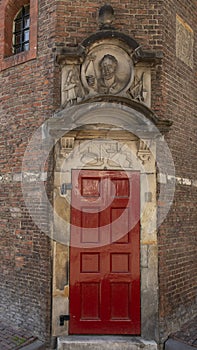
[157,0,197,341]
[54,0,163,47]
[0,0,59,340]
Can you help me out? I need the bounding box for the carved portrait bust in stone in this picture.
[81,44,134,97]
[86,54,122,94]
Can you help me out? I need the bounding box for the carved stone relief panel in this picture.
[61,41,152,108]
[128,64,151,108]
[78,140,134,168]
[54,134,155,178]
[81,44,134,96]
[55,139,136,172]
[62,65,84,107]
[176,14,194,69]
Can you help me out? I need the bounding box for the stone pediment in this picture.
[57,30,162,109]
[56,4,163,110]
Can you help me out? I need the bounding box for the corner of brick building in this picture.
[157,0,197,343]
[0,0,59,341]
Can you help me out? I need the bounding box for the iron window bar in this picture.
[13,5,30,54]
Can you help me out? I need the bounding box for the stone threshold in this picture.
[57,335,158,349]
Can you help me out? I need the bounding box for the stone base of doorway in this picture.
[57,335,158,350]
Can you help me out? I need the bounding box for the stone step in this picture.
[57,336,158,350]
[20,340,46,350]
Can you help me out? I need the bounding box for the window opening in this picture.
[13,5,30,54]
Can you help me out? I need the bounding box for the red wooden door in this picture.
[70,170,140,335]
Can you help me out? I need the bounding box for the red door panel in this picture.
[70,170,140,335]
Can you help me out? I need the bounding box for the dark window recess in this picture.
[13,5,30,54]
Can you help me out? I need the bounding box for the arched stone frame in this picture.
[44,101,171,343]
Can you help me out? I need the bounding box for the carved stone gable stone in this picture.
[60,35,153,108]
[57,5,160,110]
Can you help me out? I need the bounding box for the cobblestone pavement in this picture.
[0,321,37,350]
[0,316,196,349]
[169,315,197,347]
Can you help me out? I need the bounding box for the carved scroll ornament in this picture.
[137,140,151,164]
